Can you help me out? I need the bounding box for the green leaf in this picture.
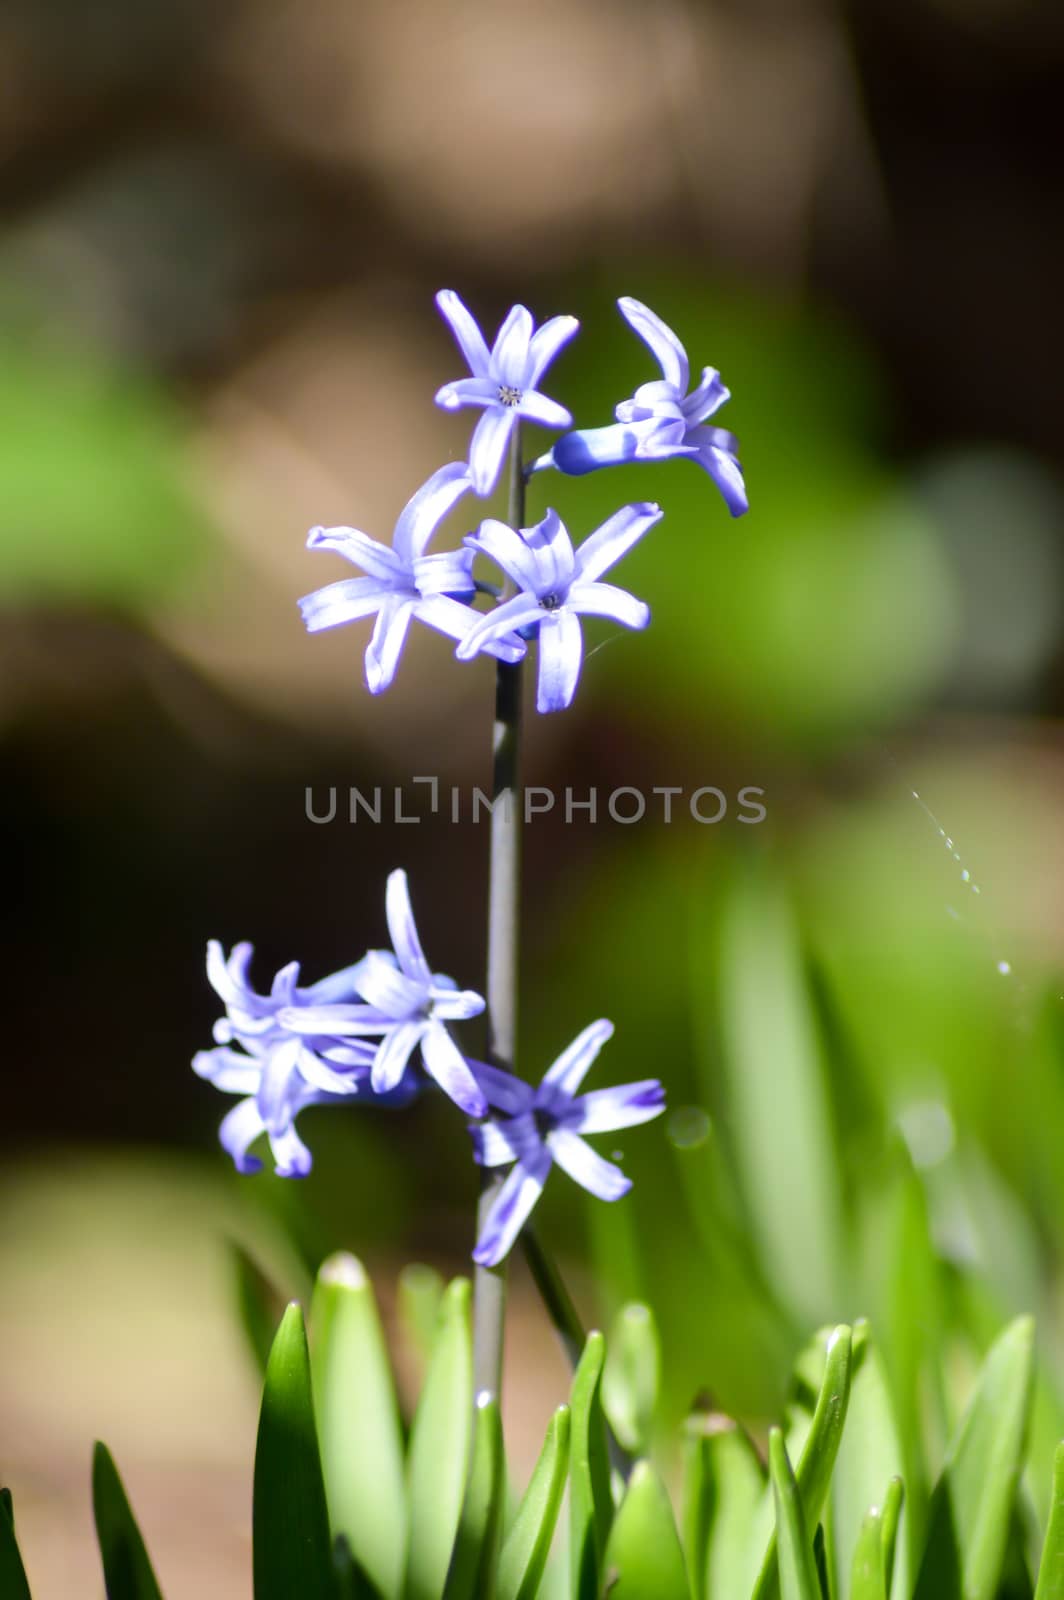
[881,1479,905,1597]
[754,1327,854,1600]
[498,1405,570,1600]
[1035,1442,1064,1600]
[850,1506,887,1600]
[333,1537,379,1600]
[398,1265,445,1377]
[602,1460,691,1599]
[91,1443,164,1600]
[716,874,845,1327]
[829,1326,908,1600]
[602,1303,661,1456]
[403,1277,472,1600]
[311,1254,406,1600]
[770,1430,821,1600]
[704,1424,767,1600]
[680,1412,713,1600]
[913,1315,1035,1600]
[442,1393,505,1600]
[0,1488,33,1600]
[569,1330,614,1600]
[253,1302,335,1600]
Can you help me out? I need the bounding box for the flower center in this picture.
[540,592,562,611]
[533,1106,557,1139]
[497,384,523,407]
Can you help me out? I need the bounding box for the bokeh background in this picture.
[2,0,1063,1592]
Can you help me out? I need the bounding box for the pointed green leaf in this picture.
[569,1331,614,1600]
[914,1315,1035,1600]
[442,1393,505,1600]
[1035,1442,1064,1600]
[398,1265,445,1376]
[602,1303,661,1456]
[311,1253,406,1600]
[498,1405,570,1600]
[403,1277,472,1600]
[253,1302,335,1600]
[602,1460,691,1599]
[680,1413,714,1600]
[770,1430,821,1600]
[754,1327,854,1600]
[881,1479,905,1597]
[850,1507,886,1600]
[705,1424,767,1600]
[0,1489,33,1600]
[830,1326,908,1600]
[92,1444,164,1600]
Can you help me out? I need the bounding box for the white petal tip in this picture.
[319,1252,368,1290]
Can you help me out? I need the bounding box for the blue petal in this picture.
[548,423,648,476]
[299,578,387,634]
[365,596,416,694]
[535,610,583,714]
[540,1018,615,1097]
[491,304,534,387]
[573,502,662,583]
[219,1098,266,1174]
[385,870,433,987]
[570,580,649,632]
[617,297,690,391]
[436,290,492,377]
[392,461,474,564]
[472,1154,552,1266]
[419,1022,487,1117]
[525,314,579,387]
[468,407,518,497]
[566,1080,666,1134]
[547,1129,631,1201]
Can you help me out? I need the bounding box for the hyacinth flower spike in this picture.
[456,503,662,713]
[435,290,579,496]
[537,297,748,517]
[193,942,403,1177]
[299,460,525,694]
[469,1020,666,1266]
[280,869,489,1118]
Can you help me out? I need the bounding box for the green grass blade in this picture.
[398,1265,445,1378]
[311,1253,406,1600]
[498,1405,570,1600]
[1035,1443,1064,1600]
[0,1489,33,1600]
[603,1460,691,1598]
[92,1443,164,1600]
[602,1303,661,1457]
[253,1302,335,1600]
[442,1393,505,1600]
[850,1507,886,1600]
[830,1326,908,1600]
[770,1430,821,1600]
[569,1331,614,1600]
[881,1478,905,1597]
[403,1277,472,1600]
[754,1327,854,1600]
[704,1423,767,1599]
[680,1413,713,1600]
[913,1315,1035,1600]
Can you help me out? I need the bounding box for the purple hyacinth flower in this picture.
[468,1020,666,1267]
[299,461,526,695]
[279,869,488,1118]
[455,503,662,713]
[537,297,748,518]
[193,941,399,1178]
[435,290,579,497]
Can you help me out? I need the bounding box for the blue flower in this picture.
[299,461,526,694]
[193,942,402,1178]
[455,503,662,713]
[280,869,489,1118]
[537,297,748,517]
[468,1021,666,1266]
[435,290,579,496]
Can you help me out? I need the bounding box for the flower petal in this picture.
[307,525,406,581]
[365,596,416,694]
[298,578,387,634]
[430,984,486,1021]
[470,1119,522,1167]
[468,407,517,497]
[436,289,492,377]
[420,1022,488,1116]
[682,368,730,423]
[392,460,474,564]
[535,610,583,714]
[545,423,647,476]
[456,593,545,662]
[574,502,663,583]
[616,381,683,421]
[467,1060,536,1115]
[296,1050,370,1096]
[305,956,374,1004]
[617,297,690,391]
[434,377,500,412]
[415,595,526,663]
[356,950,425,1016]
[566,1080,666,1134]
[525,314,580,387]
[524,508,576,595]
[517,391,572,430]
[570,580,649,632]
[372,1020,425,1094]
[192,1047,261,1096]
[268,1121,314,1178]
[256,1035,302,1133]
[547,1129,631,1200]
[541,1018,615,1096]
[413,549,475,598]
[380,869,430,988]
[472,1154,552,1266]
[688,427,749,517]
[492,304,534,387]
[279,1002,393,1035]
[465,518,546,593]
[219,1098,266,1174]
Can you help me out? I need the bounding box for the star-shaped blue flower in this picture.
[468,1020,666,1266]
[280,869,489,1117]
[435,290,579,496]
[193,942,403,1177]
[455,503,662,712]
[538,297,748,517]
[299,461,526,695]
